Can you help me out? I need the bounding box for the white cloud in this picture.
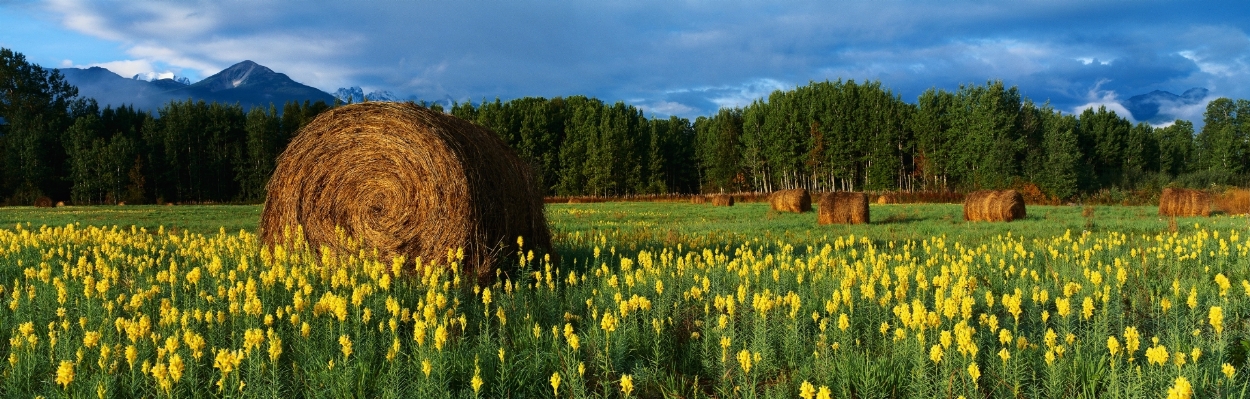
[1069,79,1135,121]
[639,100,696,117]
[667,78,791,109]
[83,59,175,80]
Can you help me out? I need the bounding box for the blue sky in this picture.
[1,0,1248,123]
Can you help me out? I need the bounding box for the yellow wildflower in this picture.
[339,334,353,359]
[1146,344,1168,366]
[967,362,980,387]
[1123,327,1140,354]
[434,324,448,351]
[737,349,753,374]
[471,358,483,394]
[550,372,561,396]
[1055,297,1071,318]
[929,344,944,364]
[1210,306,1224,334]
[55,360,75,388]
[1081,296,1094,320]
[621,374,634,397]
[1166,376,1192,399]
[168,354,184,382]
[800,381,816,399]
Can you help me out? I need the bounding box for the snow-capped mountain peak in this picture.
[334,86,401,103]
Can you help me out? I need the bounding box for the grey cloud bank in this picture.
[7,0,1250,121]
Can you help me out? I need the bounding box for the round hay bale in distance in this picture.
[768,189,811,213]
[817,192,869,225]
[711,194,734,207]
[1159,188,1211,217]
[33,196,52,208]
[260,102,551,280]
[963,190,1026,222]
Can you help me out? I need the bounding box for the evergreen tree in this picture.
[0,48,78,203]
[1155,120,1194,178]
[1038,111,1081,200]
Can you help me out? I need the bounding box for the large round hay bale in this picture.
[260,102,551,280]
[768,189,811,213]
[963,190,1026,222]
[711,194,734,206]
[33,196,52,208]
[1159,188,1211,217]
[817,192,869,225]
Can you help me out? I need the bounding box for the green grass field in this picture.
[2,202,1242,247]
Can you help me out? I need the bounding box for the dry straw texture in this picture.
[711,194,734,206]
[690,195,707,205]
[768,189,812,213]
[1216,188,1250,215]
[33,196,52,208]
[963,190,1026,222]
[1159,188,1211,217]
[818,192,869,225]
[260,102,551,280]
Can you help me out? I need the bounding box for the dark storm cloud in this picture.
[27,0,1250,120]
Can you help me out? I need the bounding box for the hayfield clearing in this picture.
[0,202,1247,398]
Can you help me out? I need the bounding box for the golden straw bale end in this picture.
[818,192,869,225]
[768,189,812,213]
[260,102,551,281]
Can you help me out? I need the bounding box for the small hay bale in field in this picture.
[33,196,52,208]
[690,195,707,204]
[768,189,811,213]
[963,190,1026,222]
[260,102,551,281]
[711,194,734,206]
[55,201,65,207]
[817,192,869,225]
[1158,188,1211,217]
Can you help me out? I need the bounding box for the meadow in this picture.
[0,202,1247,398]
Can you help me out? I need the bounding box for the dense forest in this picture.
[2,47,1248,205]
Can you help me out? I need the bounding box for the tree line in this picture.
[695,80,1249,198]
[3,47,1248,205]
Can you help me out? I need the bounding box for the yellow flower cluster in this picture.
[1,219,1247,396]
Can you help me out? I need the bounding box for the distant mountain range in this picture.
[333,87,401,103]
[59,61,338,112]
[1122,87,1208,124]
